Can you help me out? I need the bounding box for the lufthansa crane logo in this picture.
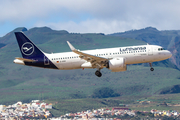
[21,42,34,55]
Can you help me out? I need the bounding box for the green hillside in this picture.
[0,27,179,106]
[110,27,180,69]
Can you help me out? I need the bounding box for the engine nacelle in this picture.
[106,57,127,72]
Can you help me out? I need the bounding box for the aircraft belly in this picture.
[71,61,85,69]
[126,55,142,64]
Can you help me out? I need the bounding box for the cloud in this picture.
[35,19,146,34]
[1,0,180,35]
[0,0,94,22]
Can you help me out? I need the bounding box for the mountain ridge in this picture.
[109,26,180,69]
[0,26,179,104]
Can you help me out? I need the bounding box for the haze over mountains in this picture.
[0,26,179,104]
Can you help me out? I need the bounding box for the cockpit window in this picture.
[158,48,165,51]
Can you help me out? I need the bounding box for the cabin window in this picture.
[158,48,165,51]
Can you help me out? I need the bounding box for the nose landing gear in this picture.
[150,67,154,71]
[149,63,154,71]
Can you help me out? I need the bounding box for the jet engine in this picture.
[106,57,127,72]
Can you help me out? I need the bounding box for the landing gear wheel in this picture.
[149,63,154,71]
[150,68,154,71]
[95,70,102,77]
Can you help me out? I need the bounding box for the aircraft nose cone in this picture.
[167,51,172,58]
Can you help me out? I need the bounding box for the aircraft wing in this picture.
[67,41,108,68]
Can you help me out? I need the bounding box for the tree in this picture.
[91,87,120,98]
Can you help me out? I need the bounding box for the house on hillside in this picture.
[40,103,52,109]
[112,107,129,111]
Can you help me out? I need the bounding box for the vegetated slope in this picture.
[0,27,178,104]
[159,84,180,94]
[48,93,180,117]
[110,27,180,69]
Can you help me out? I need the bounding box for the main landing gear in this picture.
[149,62,154,71]
[95,70,102,77]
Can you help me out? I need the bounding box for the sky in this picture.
[0,0,180,37]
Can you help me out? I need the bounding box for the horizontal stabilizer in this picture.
[15,57,35,62]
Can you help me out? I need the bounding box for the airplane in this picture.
[13,32,172,77]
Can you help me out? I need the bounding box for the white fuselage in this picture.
[45,44,172,70]
[13,32,173,77]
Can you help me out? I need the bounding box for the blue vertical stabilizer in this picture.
[14,32,58,69]
[15,32,44,59]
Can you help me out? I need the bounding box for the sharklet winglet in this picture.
[67,41,76,51]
